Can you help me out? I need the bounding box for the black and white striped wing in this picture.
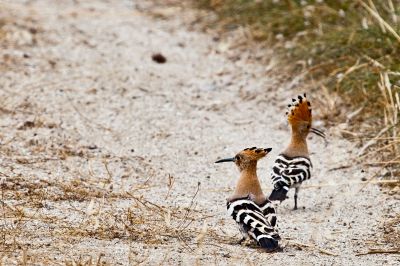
[259,199,277,227]
[227,198,279,250]
[269,154,312,201]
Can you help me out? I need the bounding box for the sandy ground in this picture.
[0,0,399,265]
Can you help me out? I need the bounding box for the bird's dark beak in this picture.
[215,157,235,163]
[310,127,326,139]
[265,148,272,153]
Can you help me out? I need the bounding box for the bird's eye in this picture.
[235,155,240,161]
[307,125,311,129]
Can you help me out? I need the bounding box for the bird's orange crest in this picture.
[286,93,312,126]
[241,147,271,160]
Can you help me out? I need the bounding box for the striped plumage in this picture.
[269,94,324,209]
[215,147,280,251]
[227,196,279,250]
[269,154,312,203]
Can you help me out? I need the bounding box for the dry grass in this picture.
[383,213,400,248]
[0,161,230,264]
[195,0,400,162]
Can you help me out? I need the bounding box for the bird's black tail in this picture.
[269,187,288,202]
[258,237,279,251]
[249,228,280,252]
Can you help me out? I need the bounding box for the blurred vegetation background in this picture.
[196,0,400,167]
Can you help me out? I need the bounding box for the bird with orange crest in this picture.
[215,147,280,252]
[269,94,325,210]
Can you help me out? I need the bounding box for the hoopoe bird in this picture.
[215,147,280,251]
[269,94,325,210]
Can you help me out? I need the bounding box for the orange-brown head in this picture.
[215,147,272,204]
[215,147,272,171]
[286,93,325,140]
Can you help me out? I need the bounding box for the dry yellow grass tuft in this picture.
[195,0,400,164]
[0,168,230,264]
[383,213,400,248]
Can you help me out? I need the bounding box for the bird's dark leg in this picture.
[236,224,249,245]
[293,187,299,210]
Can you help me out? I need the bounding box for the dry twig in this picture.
[356,248,400,256]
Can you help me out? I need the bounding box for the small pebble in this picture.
[152,53,167,63]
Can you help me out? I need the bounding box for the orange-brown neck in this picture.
[230,162,266,205]
[283,126,309,157]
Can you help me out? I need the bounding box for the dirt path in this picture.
[0,0,398,265]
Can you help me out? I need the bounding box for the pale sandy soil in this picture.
[0,0,398,265]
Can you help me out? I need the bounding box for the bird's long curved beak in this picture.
[310,127,326,139]
[215,157,235,163]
